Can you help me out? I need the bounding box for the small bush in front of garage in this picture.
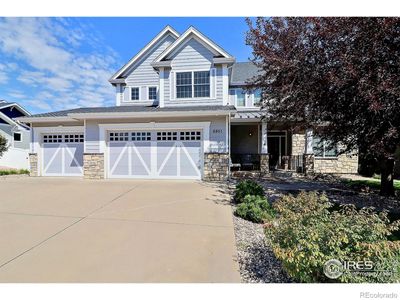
[235,194,275,223]
[234,180,264,203]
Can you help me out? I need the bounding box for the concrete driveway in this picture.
[0,177,240,282]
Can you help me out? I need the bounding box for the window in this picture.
[64,134,84,143]
[176,72,192,99]
[176,71,210,98]
[157,131,178,141]
[180,131,201,141]
[253,89,262,106]
[148,87,157,100]
[131,132,151,141]
[109,132,129,141]
[131,87,139,100]
[236,89,245,107]
[13,132,22,142]
[313,137,338,157]
[194,71,210,97]
[43,134,83,143]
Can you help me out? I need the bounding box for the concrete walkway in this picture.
[0,177,240,283]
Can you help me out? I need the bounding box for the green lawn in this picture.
[0,169,29,176]
[345,178,400,191]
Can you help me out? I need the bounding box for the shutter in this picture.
[210,68,216,99]
[170,71,175,101]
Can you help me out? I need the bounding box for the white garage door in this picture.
[108,130,202,179]
[42,133,84,176]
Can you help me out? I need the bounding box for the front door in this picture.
[267,132,287,170]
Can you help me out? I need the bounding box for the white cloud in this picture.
[0,17,120,113]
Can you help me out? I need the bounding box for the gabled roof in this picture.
[153,26,234,65]
[0,101,31,117]
[109,25,180,82]
[229,62,260,86]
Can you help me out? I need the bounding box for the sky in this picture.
[0,17,253,114]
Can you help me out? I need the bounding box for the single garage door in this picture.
[42,133,84,176]
[107,130,202,179]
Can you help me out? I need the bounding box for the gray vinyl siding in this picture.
[121,34,175,104]
[170,38,213,71]
[0,124,29,150]
[216,66,223,100]
[164,38,223,106]
[85,120,100,153]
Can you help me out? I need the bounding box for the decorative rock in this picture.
[29,153,38,176]
[203,152,229,181]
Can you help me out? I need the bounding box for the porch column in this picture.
[303,128,314,175]
[260,119,269,175]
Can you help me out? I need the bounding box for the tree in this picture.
[0,134,8,158]
[246,17,400,196]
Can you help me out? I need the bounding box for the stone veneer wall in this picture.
[260,154,270,175]
[291,133,306,155]
[83,153,104,179]
[29,153,38,176]
[203,153,229,181]
[314,154,358,174]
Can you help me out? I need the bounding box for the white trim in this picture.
[115,84,122,106]
[128,86,141,102]
[159,68,165,107]
[174,69,213,100]
[147,85,158,101]
[154,26,233,63]
[12,131,22,146]
[110,26,179,80]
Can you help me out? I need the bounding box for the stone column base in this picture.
[303,153,314,175]
[83,153,104,179]
[260,153,270,175]
[29,153,38,176]
[204,153,229,181]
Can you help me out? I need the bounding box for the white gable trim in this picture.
[0,103,31,117]
[153,26,233,63]
[109,26,180,81]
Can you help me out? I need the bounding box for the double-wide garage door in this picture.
[42,133,84,176]
[107,130,203,179]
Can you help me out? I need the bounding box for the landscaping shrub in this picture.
[234,180,264,203]
[265,191,400,283]
[0,169,29,176]
[235,195,275,223]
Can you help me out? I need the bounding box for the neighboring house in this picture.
[18,26,358,180]
[0,101,31,169]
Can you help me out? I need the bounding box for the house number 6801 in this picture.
[212,129,223,134]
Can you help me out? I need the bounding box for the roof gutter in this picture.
[16,109,236,123]
[68,110,235,120]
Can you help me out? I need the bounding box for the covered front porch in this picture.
[229,113,313,174]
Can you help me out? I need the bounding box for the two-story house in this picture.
[19,26,358,180]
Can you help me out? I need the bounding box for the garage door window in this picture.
[109,132,129,141]
[180,131,201,141]
[64,134,84,143]
[43,134,63,143]
[131,132,151,141]
[157,131,178,141]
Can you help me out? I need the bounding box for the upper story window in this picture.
[194,71,210,97]
[235,89,246,107]
[313,137,338,158]
[176,71,210,99]
[254,89,262,106]
[148,86,157,100]
[13,132,22,142]
[131,87,140,100]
